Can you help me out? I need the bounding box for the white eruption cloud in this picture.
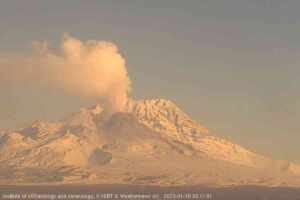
[0,34,131,113]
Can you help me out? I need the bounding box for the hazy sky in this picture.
[1,0,300,162]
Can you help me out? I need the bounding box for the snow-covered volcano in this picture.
[0,99,300,186]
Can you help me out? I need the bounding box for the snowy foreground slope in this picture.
[0,99,300,186]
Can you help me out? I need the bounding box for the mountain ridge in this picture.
[0,98,300,186]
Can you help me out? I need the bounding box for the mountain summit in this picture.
[0,99,300,186]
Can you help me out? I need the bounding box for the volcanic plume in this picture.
[0,34,131,113]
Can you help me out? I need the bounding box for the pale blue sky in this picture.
[1,0,300,162]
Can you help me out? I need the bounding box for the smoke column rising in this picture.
[0,34,131,113]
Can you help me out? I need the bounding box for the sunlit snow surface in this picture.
[0,99,300,187]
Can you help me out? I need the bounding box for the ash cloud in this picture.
[0,34,131,113]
